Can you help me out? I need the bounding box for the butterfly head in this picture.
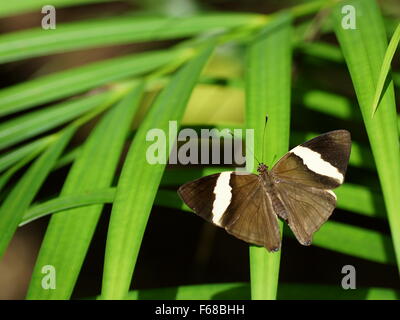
[257,163,268,174]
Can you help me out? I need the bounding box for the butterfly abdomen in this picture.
[270,193,288,221]
[260,170,288,221]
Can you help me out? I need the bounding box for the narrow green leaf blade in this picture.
[20,188,115,227]
[371,22,400,117]
[0,0,117,18]
[0,136,53,173]
[0,143,46,194]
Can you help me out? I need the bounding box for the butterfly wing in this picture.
[271,130,351,189]
[273,181,336,245]
[271,130,351,245]
[178,172,224,222]
[178,171,281,252]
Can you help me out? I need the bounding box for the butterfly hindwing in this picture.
[273,181,336,245]
[178,172,281,251]
[222,173,281,251]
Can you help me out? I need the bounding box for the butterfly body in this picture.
[178,130,351,252]
[257,164,289,221]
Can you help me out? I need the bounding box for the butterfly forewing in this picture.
[177,173,222,222]
[178,171,281,251]
[271,130,351,189]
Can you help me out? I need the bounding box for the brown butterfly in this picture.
[178,130,351,252]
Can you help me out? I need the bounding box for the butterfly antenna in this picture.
[261,115,268,163]
[227,129,260,165]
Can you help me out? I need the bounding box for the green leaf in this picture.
[371,22,400,117]
[0,91,111,151]
[245,13,292,300]
[20,188,115,227]
[0,127,75,258]
[333,0,400,269]
[20,188,182,228]
[53,146,82,171]
[0,136,53,173]
[0,49,182,117]
[100,43,214,299]
[0,14,261,63]
[19,188,180,227]
[0,0,117,17]
[26,84,144,300]
[0,141,47,194]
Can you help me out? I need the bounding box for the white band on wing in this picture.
[291,146,344,183]
[212,172,232,225]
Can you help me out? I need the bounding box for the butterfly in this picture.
[178,130,351,252]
